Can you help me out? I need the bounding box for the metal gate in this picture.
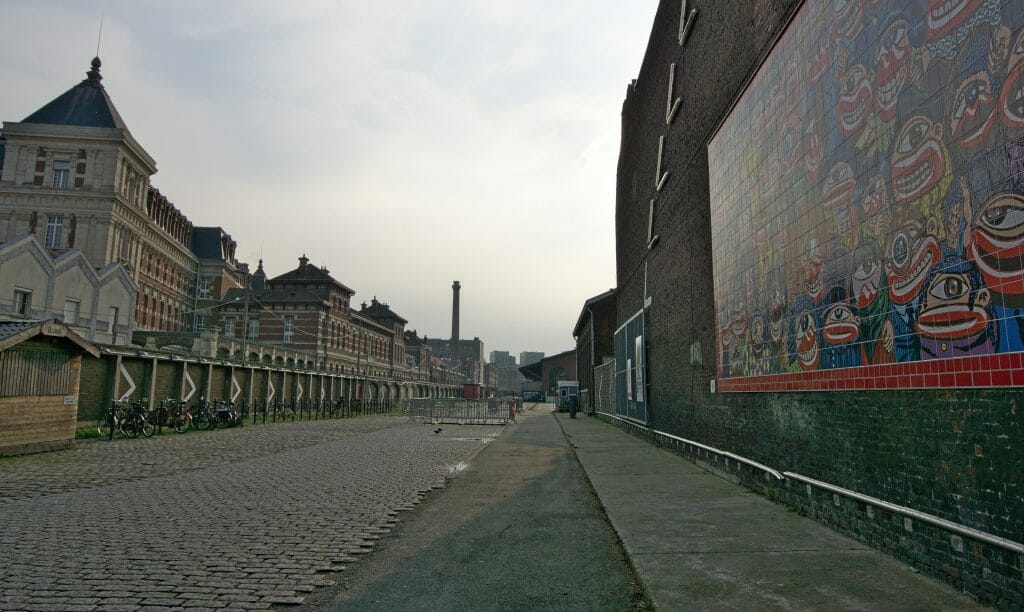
[407,397,519,425]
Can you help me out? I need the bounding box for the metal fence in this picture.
[407,397,520,425]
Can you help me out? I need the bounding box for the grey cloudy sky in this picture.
[1,1,657,359]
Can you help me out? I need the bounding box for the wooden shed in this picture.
[0,319,99,456]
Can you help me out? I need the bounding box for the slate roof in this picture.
[0,319,42,341]
[190,227,230,260]
[359,298,408,325]
[21,57,128,130]
[572,287,617,337]
[270,256,355,295]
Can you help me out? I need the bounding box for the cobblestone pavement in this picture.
[0,416,504,610]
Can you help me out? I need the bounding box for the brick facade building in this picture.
[573,288,616,411]
[608,1,1023,604]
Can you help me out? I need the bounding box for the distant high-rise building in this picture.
[489,350,519,394]
[520,351,544,366]
[489,350,515,366]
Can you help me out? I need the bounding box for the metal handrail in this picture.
[784,471,1024,555]
[594,410,1023,555]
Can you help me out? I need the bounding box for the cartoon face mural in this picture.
[891,116,952,225]
[950,66,997,148]
[831,0,865,44]
[788,296,820,371]
[836,65,873,139]
[801,238,825,303]
[916,253,995,358]
[862,173,891,237]
[822,162,859,246]
[1000,29,1024,130]
[926,0,1001,61]
[874,18,910,122]
[709,0,1024,384]
[969,192,1024,300]
[886,217,941,306]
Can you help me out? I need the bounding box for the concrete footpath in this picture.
[558,412,985,610]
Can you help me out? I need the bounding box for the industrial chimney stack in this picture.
[451,280,461,341]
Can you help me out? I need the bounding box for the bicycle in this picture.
[271,399,294,421]
[190,397,215,431]
[212,399,243,428]
[164,398,192,433]
[96,400,127,437]
[119,398,155,438]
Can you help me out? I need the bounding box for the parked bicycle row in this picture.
[95,397,400,439]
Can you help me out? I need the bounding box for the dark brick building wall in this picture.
[614,1,1022,605]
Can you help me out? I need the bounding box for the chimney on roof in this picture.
[451,280,461,341]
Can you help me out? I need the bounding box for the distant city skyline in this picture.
[0,1,657,356]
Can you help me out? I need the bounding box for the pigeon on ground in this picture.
[434,427,443,435]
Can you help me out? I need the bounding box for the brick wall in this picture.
[614,1,1023,606]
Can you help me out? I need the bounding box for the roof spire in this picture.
[87,56,102,83]
[95,13,104,57]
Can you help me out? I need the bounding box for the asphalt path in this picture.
[305,407,647,611]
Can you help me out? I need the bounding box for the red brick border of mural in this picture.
[717,353,1024,392]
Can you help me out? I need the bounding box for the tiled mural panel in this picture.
[710,0,1024,391]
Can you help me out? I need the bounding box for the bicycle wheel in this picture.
[96,414,112,437]
[141,419,156,438]
[195,413,212,431]
[122,416,140,438]
[172,415,190,433]
[215,414,229,429]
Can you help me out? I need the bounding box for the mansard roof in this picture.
[190,226,235,261]
[21,57,128,130]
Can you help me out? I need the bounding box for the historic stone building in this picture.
[606,1,1023,603]
[189,226,248,330]
[0,57,244,334]
[0,233,135,345]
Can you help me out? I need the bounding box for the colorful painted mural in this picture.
[709,0,1024,389]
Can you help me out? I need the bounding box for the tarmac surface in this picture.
[305,405,644,610]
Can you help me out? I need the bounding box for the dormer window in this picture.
[52,160,70,189]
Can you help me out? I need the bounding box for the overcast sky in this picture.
[1,1,657,359]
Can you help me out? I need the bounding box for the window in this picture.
[63,299,80,325]
[247,317,259,340]
[52,160,70,189]
[195,314,209,329]
[107,306,119,333]
[223,316,236,338]
[283,315,295,343]
[44,215,63,248]
[197,276,211,299]
[13,289,30,316]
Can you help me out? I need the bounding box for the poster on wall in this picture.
[615,311,648,421]
[709,0,1024,391]
[635,335,645,402]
